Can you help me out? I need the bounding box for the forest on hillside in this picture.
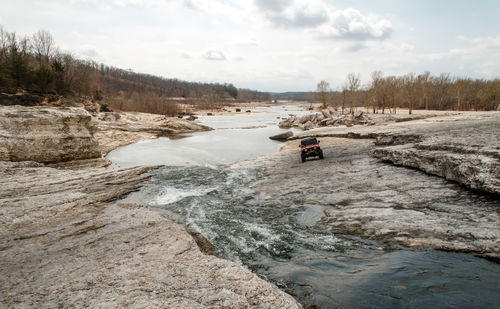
[0,26,270,114]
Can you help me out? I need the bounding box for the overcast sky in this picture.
[1,0,499,92]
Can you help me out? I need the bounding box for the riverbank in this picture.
[1,102,499,307]
[235,111,500,261]
[0,104,301,308]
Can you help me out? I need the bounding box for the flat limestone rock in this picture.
[0,163,300,308]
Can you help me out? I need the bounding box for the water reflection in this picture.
[107,104,312,167]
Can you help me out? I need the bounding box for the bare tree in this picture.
[370,71,386,113]
[417,71,430,110]
[385,76,399,114]
[346,72,361,113]
[403,73,417,114]
[432,73,452,109]
[453,78,472,111]
[0,25,8,61]
[31,29,54,67]
[316,80,330,109]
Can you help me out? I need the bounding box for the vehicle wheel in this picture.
[318,149,324,159]
[301,153,306,163]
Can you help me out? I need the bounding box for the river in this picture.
[108,105,500,308]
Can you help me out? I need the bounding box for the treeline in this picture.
[317,72,500,113]
[271,92,315,101]
[237,88,271,101]
[0,26,269,114]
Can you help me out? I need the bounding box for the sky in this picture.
[1,0,499,92]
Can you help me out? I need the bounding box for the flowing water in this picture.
[107,105,308,167]
[109,105,500,308]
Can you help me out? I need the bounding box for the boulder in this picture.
[278,116,297,128]
[298,114,315,124]
[98,112,121,122]
[0,106,101,163]
[301,121,316,131]
[321,109,331,119]
[269,131,293,141]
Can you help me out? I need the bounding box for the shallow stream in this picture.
[109,105,500,308]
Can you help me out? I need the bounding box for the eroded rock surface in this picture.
[288,112,500,195]
[278,108,433,130]
[0,161,300,308]
[235,112,500,261]
[0,105,213,161]
[372,114,500,195]
[238,137,500,261]
[92,112,213,155]
[0,106,101,163]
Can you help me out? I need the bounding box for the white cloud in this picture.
[76,45,105,62]
[254,0,291,13]
[400,43,414,52]
[203,48,227,61]
[231,38,258,46]
[254,0,392,42]
[450,36,500,58]
[255,0,328,28]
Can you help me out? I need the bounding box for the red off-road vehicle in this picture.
[299,137,324,162]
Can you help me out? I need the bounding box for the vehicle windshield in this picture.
[301,138,317,146]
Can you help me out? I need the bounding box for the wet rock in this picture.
[269,131,293,141]
[244,137,500,261]
[0,105,101,163]
[240,112,500,261]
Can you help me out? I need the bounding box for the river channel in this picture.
[108,105,500,308]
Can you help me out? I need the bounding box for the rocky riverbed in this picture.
[238,111,500,262]
[0,104,300,308]
[1,101,499,308]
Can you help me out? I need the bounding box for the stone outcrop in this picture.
[91,112,213,155]
[279,108,443,131]
[279,109,370,130]
[239,136,500,262]
[269,131,293,141]
[373,115,500,195]
[282,111,499,195]
[0,106,101,163]
[0,160,301,308]
[0,103,300,308]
